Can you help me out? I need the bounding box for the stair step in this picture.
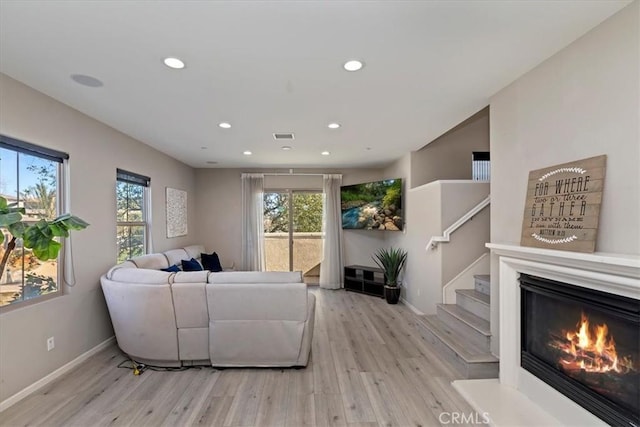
[456,289,490,322]
[417,315,499,379]
[437,304,491,336]
[474,274,491,296]
[437,304,491,348]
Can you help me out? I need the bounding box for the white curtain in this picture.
[320,174,343,289]
[241,173,266,271]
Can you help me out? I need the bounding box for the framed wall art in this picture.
[521,155,606,253]
[166,187,188,238]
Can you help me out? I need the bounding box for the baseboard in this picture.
[0,336,115,412]
[400,297,424,315]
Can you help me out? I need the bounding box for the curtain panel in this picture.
[241,173,266,271]
[319,174,343,289]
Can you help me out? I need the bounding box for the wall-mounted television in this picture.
[341,178,403,231]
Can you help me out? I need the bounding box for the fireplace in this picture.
[520,274,640,426]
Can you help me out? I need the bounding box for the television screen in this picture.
[341,179,403,231]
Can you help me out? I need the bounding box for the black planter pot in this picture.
[384,285,401,304]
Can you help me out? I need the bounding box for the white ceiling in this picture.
[0,1,630,169]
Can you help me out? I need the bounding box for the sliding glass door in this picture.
[264,190,323,279]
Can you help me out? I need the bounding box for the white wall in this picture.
[0,74,197,402]
[400,181,490,314]
[411,108,490,188]
[440,182,490,285]
[489,1,639,355]
[402,182,442,313]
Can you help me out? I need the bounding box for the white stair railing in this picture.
[426,195,490,250]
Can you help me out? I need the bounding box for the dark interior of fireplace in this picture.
[520,274,639,427]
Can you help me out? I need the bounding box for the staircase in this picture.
[416,274,498,379]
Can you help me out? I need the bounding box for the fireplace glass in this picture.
[520,274,639,427]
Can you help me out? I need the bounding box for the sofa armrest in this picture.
[100,276,179,363]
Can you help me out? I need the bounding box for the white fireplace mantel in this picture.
[454,243,639,427]
[486,243,640,299]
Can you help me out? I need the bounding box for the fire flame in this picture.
[550,312,635,374]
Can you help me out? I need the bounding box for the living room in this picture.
[1,1,638,426]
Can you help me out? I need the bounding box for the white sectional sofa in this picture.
[100,245,315,368]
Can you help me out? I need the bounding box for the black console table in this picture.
[344,265,385,298]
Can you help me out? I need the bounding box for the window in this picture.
[263,190,323,280]
[116,169,150,263]
[0,135,67,308]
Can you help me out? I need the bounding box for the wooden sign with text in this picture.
[521,155,606,253]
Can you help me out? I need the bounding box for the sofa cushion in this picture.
[130,253,169,270]
[106,260,137,280]
[161,265,181,273]
[174,270,209,283]
[171,282,208,327]
[164,248,190,267]
[208,271,302,284]
[207,282,307,321]
[201,252,223,272]
[182,258,203,272]
[109,268,172,284]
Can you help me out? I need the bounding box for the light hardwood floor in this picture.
[1,289,484,427]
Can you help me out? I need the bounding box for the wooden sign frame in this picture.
[520,155,606,253]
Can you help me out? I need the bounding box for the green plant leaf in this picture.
[48,222,69,237]
[0,197,6,210]
[32,240,61,260]
[51,214,89,230]
[372,247,407,287]
[8,222,26,238]
[22,220,56,261]
[0,212,22,226]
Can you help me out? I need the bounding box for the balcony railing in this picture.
[264,232,323,275]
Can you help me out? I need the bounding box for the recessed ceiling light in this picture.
[243,150,252,156]
[201,146,208,150]
[70,74,103,87]
[328,123,341,129]
[365,147,372,151]
[321,151,330,156]
[218,122,231,129]
[281,146,292,151]
[343,60,363,72]
[206,161,218,165]
[163,57,185,69]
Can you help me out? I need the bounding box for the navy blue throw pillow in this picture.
[161,265,181,273]
[201,252,223,272]
[181,258,203,272]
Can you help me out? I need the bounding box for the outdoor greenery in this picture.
[264,192,323,233]
[21,163,57,220]
[116,181,146,263]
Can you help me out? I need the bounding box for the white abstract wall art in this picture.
[166,187,187,238]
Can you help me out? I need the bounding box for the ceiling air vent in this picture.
[273,133,295,140]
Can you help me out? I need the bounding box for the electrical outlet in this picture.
[47,336,55,351]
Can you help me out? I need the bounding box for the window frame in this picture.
[0,134,67,311]
[116,169,151,263]
[263,188,323,272]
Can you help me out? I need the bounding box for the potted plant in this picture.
[372,247,407,304]
[0,196,89,285]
